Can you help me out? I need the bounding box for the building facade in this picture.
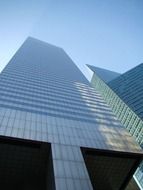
[0,37,142,190]
[108,64,143,121]
[88,64,143,189]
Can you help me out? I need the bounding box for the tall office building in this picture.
[88,64,143,189]
[108,63,143,121]
[0,37,142,190]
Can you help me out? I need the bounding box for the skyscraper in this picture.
[88,64,143,189]
[108,63,143,121]
[0,37,142,190]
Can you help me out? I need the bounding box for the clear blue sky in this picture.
[0,0,143,80]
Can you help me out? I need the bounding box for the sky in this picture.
[0,0,143,80]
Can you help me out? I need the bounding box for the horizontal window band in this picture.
[0,103,100,124]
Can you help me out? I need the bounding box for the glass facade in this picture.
[109,63,143,120]
[0,37,142,190]
[89,65,143,189]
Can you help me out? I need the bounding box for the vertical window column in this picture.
[51,143,93,190]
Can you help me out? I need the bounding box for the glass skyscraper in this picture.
[88,64,143,189]
[0,37,142,190]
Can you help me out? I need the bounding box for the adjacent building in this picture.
[0,37,142,190]
[88,64,143,189]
